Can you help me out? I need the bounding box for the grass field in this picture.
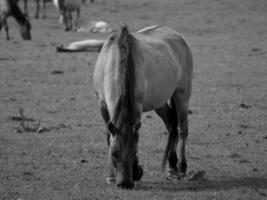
[0,0,266,199]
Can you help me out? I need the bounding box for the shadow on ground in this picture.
[136,177,267,192]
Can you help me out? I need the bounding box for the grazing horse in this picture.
[53,0,90,31]
[17,0,47,18]
[0,0,31,40]
[93,25,193,189]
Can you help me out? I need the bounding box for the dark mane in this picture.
[9,0,28,25]
[112,25,136,131]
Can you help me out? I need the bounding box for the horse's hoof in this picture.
[106,176,115,184]
[166,169,185,180]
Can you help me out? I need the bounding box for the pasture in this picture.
[0,0,266,199]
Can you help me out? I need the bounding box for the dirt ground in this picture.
[0,0,266,199]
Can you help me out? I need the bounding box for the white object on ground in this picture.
[57,39,105,52]
[77,21,112,33]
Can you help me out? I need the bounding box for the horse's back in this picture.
[134,26,193,111]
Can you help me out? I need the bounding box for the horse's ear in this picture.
[107,122,118,136]
[133,122,141,133]
[119,24,130,43]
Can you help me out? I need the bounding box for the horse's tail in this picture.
[161,99,179,171]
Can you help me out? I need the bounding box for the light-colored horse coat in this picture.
[95,25,192,121]
[53,0,88,31]
[94,25,193,189]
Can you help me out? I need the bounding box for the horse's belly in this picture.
[141,64,179,112]
[55,0,80,10]
[142,92,173,112]
[65,0,80,10]
[135,36,181,112]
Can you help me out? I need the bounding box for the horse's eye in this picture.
[112,151,120,160]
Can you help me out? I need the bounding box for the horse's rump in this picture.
[132,25,193,111]
[94,25,193,113]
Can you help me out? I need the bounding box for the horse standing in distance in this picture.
[53,0,93,31]
[94,25,193,189]
[0,0,31,40]
[17,0,47,19]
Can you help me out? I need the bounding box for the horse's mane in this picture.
[112,25,136,131]
[9,0,28,25]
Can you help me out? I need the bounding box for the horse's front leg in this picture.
[99,101,110,144]
[42,0,46,19]
[106,147,116,184]
[99,101,115,184]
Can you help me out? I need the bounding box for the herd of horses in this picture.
[0,0,194,190]
[0,0,94,40]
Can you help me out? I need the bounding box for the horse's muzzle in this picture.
[116,180,134,189]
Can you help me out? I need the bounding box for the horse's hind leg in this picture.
[172,93,189,174]
[99,100,115,184]
[42,0,46,19]
[3,18,9,40]
[155,102,179,178]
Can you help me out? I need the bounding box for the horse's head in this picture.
[20,18,31,40]
[107,121,142,188]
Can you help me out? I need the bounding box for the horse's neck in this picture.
[9,0,27,26]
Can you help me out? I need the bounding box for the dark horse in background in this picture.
[0,0,31,40]
[94,25,193,189]
[17,0,93,21]
[16,0,48,18]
